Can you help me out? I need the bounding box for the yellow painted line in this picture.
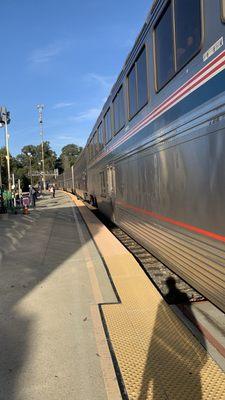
[68,193,225,400]
[70,196,122,400]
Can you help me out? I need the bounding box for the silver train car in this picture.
[58,0,225,312]
[57,148,88,199]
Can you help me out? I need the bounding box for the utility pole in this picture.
[37,104,46,191]
[12,173,16,207]
[0,156,2,188]
[0,107,11,192]
[27,152,33,185]
[18,179,21,197]
[5,120,11,192]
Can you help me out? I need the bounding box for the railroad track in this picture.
[91,207,205,305]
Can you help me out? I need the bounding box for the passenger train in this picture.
[57,0,225,312]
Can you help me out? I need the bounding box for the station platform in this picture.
[0,191,224,400]
[67,193,225,400]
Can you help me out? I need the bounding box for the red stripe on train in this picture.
[117,200,225,244]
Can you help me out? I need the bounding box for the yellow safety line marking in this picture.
[70,197,122,400]
[68,193,225,400]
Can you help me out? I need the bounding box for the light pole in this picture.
[27,152,33,185]
[0,155,2,188]
[5,121,11,192]
[0,107,11,192]
[37,104,46,190]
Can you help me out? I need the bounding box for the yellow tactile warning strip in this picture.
[68,193,225,400]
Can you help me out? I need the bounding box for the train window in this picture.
[98,122,104,151]
[155,0,202,90]
[175,0,201,70]
[90,138,94,159]
[155,1,175,90]
[91,137,94,158]
[100,171,107,197]
[128,47,148,119]
[136,48,148,110]
[93,131,98,156]
[113,86,125,134]
[89,141,92,160]
[113,94,119,133]
[222,0,225,22]
[104,108,112,143]
[128,66,137,118]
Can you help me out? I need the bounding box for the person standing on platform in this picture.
[29,185,36,208]
[50,185,56,198]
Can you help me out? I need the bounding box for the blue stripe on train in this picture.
[108,68,225,158]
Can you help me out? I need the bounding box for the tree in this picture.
[17,142,57,174]
[14,166,30,191]
[1,140,77,190]
[59,144,83,171]
[13,142,57,189]
[54,157,63,175]
[0,147,25,189]
[36,141,57,173]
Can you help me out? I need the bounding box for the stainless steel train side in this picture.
[72,148,88,200]
[58,0,225,312]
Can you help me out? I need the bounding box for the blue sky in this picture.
[0,0,152,156]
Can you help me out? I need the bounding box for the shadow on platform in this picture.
[0,192,100,400]
[138,278,206,400]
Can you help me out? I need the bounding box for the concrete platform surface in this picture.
[0,192,121,400]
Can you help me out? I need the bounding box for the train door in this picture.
[107,164,116,219]
[107,165,116,196]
